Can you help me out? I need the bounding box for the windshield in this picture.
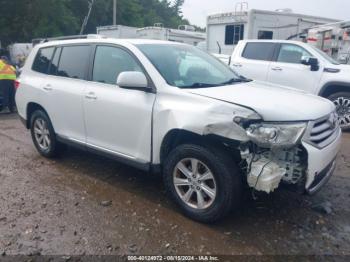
[309,46,340,65]
[137,44,246,88]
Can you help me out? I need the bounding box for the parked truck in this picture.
[207,6,338,55]
[230,40,350,130]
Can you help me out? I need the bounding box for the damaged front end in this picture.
[240,122,309,194]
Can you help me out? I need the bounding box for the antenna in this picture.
[80,0,95,35]
[113,0,117,25]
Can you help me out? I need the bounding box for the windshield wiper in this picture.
[220,77,251,85]
[180,82,220,88]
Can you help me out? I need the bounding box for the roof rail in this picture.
[32,34,105,46]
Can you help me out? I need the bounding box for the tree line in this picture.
[0,0,190,46]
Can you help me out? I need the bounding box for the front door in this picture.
[267,43,323,94]
[83,45,156,164]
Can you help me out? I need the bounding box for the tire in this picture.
[30,110,64,158]
[163,144,242,223]
[328,92,350,131]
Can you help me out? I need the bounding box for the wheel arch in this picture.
[26,102,50,129]
[319,82,350,98]
[159,129,242,166]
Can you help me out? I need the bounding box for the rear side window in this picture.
[32,47,55,74]
[92,46,143,85]
[242,43,276,61]
[57,45,91,79]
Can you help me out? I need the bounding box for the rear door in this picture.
[267,43,323,93]
[43,45,92,142]
[232,42,277,81]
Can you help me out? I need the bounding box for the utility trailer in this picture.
[136,25,206,46]
[8,43,33,66]
[96,25,139,39]
[207,6,338,55]
[307,21,350,64]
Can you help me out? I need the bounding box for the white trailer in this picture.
[96,25,139,39]
[207,8,338,55]
[307,21,350,64]
[8,43,33,66]
[136,26,206,46]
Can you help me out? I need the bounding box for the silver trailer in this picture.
[207,7,338,55]
[96,25,139,39]
[136,26,206,46]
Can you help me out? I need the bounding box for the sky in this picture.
[182,0,348,27]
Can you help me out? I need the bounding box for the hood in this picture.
[187,81,335,121]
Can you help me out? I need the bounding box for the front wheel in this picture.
[328,92,350,131]
[163,144,242,223]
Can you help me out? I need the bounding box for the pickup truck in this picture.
[230,40,350,130]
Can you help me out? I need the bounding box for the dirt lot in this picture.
[0,113,349,256]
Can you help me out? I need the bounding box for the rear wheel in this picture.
[30,110,64,158]
[163,144,242,223]
[328,92,350,130]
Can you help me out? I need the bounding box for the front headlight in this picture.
[246,122,307,148]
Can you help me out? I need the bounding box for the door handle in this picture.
[232,63,242,67]
[85,92,97,100]
[43,84,53,91]
[271,67,283,71]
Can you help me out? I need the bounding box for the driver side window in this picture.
[92,46,143,85]
[277,44,313,64]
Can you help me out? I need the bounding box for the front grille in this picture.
[306,112,340,148]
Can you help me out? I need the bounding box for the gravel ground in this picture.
[0,113,349,256]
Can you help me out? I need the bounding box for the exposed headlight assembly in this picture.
[246,122,307,149]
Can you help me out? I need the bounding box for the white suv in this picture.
[16,37,341,223]
[230,40,350,130]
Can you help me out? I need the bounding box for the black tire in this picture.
[30,110,65,158]
[328,92,350,131]
[163,144,242,223]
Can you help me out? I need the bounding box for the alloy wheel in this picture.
[173,158,217,209]
[333,97,350,128]
[33,118,51,151]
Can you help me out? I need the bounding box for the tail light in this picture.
[14,80,20,89]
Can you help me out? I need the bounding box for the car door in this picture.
[267,43,323,93]
[232,42,276,81]
[43,45,92,142]
[83,45,156,164]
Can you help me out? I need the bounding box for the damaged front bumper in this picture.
[242,116,342,195]
[302,127,342,194]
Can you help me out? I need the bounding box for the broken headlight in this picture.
[246,122,307,148]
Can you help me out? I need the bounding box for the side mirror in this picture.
[301,56,319,71]
[116,71,150,91]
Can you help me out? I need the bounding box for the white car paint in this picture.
[16,38,341,196]
[231,40,350,96]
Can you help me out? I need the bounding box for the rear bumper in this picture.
[302,128,342,194]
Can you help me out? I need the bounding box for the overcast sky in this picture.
[182,0,348,27]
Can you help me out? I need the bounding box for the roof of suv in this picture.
[36,37,184,49]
